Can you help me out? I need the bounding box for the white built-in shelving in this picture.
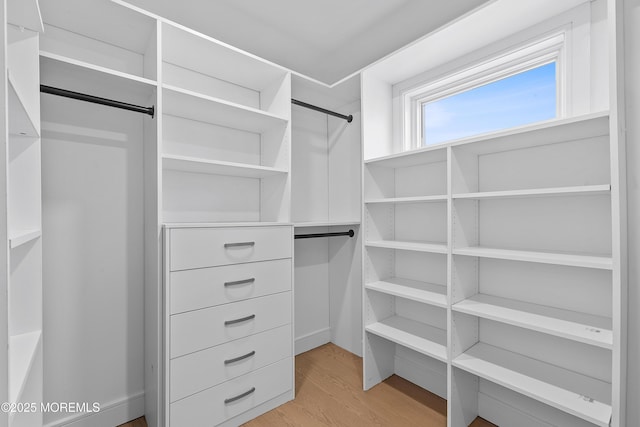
[363,46,623,426]
[160,20,291,225]
[4,6,44,426]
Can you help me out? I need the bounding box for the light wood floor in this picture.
[118,343,495,427]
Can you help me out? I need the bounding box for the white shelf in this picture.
[163,84,288,133]
[162,22,288,92]
[365,195,447,204]
[40,52,157,107]
[453,343,612,427]
[453,185,611,200]
[9,331,41,403]
[453,246,612,270]
[164,222,293,229]
[366,239,447,254]
[8,74,39,137]
[294,221,360,228]
[162,155,287,178]
[365,146,447,168]
[9,229,41,249]
[366,278,447,308]
[453,294,612,349]
[366,316,447,362]
[8,0,43,33]
[450,112,609,155]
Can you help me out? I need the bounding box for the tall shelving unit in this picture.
[361,2,626,426]
[3,1,44,426]
[36,1,294,424]
[362,101,624,427]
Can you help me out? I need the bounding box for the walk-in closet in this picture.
[0,0,637,426]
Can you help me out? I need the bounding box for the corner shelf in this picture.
[365,278,447,308]
[8,73,39,137]
[162,155,287,179]
[365,195,447,204]
[162,84,288,133]
[453,184,611,200]
[9,229,41,249]
[453,246,612,270]
[453,342,612,427]
[9,331,41,403]
[366,316,447,362]
[453,294,612,349]
[366,239,447,254]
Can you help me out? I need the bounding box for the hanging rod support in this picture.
[294,229,355,240]
[40,85,155,118]
[291,98,352,123]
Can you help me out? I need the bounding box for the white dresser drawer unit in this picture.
[170,291,291,358]
[170,357,293,427]
[170,324,292,402]
[170,258,292,314]
[169,226,292,271]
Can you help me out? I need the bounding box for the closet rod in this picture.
[294,229,355,239]
[40,85,155,117]
[291,98,353,123]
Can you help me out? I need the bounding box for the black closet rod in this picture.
[40,85,155,117]
[291,98,353,123]
[294,229,355,240]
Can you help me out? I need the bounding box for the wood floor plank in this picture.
[118,344,497,427]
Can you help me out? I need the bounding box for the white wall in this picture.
[41,95,144,427]
[624,0,639,425]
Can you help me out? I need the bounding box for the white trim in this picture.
[400,31,567,151]
[295,327,331,355]
[43,392,145,427]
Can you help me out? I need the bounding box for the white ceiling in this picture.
[120,0,490,85]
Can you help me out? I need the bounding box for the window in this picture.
[422,62,557,145]
[401,32,566,149]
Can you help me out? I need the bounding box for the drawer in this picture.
[169,226,292,271]
[170,324,291,402]
[170,258,292,314]
[170,357,292,426]
[171,291,291,358]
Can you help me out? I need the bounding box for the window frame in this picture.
[401,31,568,150]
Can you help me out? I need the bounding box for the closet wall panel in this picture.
[41,95,145,425]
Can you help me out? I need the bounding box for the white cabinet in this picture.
[164,225,294,426]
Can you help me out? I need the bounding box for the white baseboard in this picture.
[295,327,331,355]
[44,391,145,427]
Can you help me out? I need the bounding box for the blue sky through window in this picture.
[422,62,557,145]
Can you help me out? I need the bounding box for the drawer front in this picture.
[170,357,292,426]
[169,226,292,271]
[170,258,292,314]
[170,324,291,402]
[170,291,291,358]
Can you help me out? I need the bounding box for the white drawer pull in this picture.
[224,278,255,287]
[224,387,256,404]
[224,241,255,248]
[224,314,256,326]
[224,350,256,365]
